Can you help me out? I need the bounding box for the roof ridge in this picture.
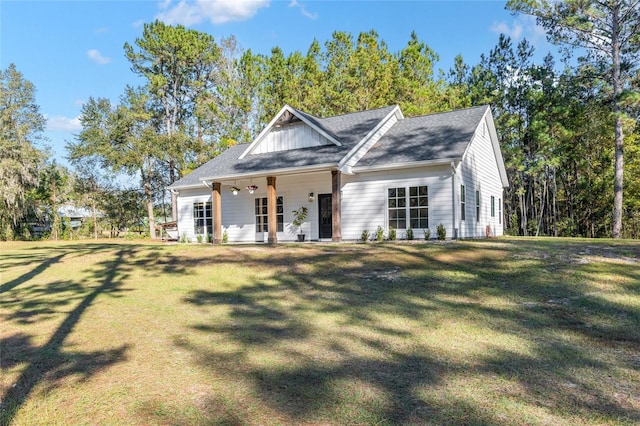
[402,104,489,120]
[316,104,398,120]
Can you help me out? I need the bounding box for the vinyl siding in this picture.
[456,118,505,238]
[177,165,462,242]
[341,164,455,240]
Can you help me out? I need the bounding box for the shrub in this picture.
[180,234,187,243]
[375,226,384,241]
[291,206,308,235]
[406,228,414,240]
[423,228,431,240]
[197,234,204,244]
[437,224,446,240]
[223,230,228,244]
[388,227,396,241]
[361,229,370,242]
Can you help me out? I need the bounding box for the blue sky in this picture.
[1,0,552,168]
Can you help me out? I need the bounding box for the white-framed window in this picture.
[476,190,480,222]
[388,186,428,229]
[388,187,406,229]
[499,198,502,224]
[255,196,283,232]
[193,202,212,235]
[491,195,495,218]
[409,186,429,229]
[460,184,466,221]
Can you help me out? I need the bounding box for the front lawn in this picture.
[1,238,639,425]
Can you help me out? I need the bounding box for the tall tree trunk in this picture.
[611,3,623,238]
[146,181,156,240]
[520,190,527,236]
[142,165,156,240]
[92,201,98,240]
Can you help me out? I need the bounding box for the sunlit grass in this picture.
[1,238,639,425]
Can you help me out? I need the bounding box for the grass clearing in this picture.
[1,238,639,425]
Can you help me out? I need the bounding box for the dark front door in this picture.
[318,194,332,239]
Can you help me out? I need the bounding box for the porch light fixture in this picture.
[247,184,258,194]
[231,186,240,195]
[308,192,314,202]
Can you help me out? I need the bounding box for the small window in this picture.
[476,190,480,222]
[193,202,212,235]
[388,187,406,229]
[491,196,495,218]
[255,196,284,232]
[409,186,428,229]
[460,185,466,221]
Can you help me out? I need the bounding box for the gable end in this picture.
[239,105,342,159]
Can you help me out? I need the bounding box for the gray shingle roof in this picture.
[170,106,398,188]
[169,105,489,189]
[356,105,488,167]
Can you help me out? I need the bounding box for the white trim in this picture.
[239,105,341,159]
[168,181,212,191]
[483,108,509,188]
[352,158,459,174]
[199,163,337,184]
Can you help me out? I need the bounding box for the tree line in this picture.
[1,1,638,240]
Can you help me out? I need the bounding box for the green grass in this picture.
[1,238,639,425]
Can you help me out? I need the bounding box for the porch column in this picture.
[267,176,277,244]
[212,182,222,244]
[332,170,342,242]
[171,191,178,221]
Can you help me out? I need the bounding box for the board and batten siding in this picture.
[251,122,332,155]
[341,164,454,240]
[456,118,505,238]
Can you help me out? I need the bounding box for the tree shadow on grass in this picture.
[178,240,640,424]
[0,247,136,424]
[0,254,67,293]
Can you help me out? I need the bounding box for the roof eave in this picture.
[167,181,211,191]
[199,162,339,183]
[350,158,461,174]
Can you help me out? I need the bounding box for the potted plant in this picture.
[291,206,309,242]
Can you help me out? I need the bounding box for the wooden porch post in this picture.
[267,176,277,244]
[332,170,342,242]
[171,191,178,221]
[212,182,222,244]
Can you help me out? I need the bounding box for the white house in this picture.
[168,104,508,243]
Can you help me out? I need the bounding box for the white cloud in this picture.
[491,21,523,40]
[87,49,111,65]
[490,16,546,44]
[156,0,270,26]
[289,0,318,20]
[46,115,82,132]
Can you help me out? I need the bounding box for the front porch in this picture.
[198,170,343,244]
